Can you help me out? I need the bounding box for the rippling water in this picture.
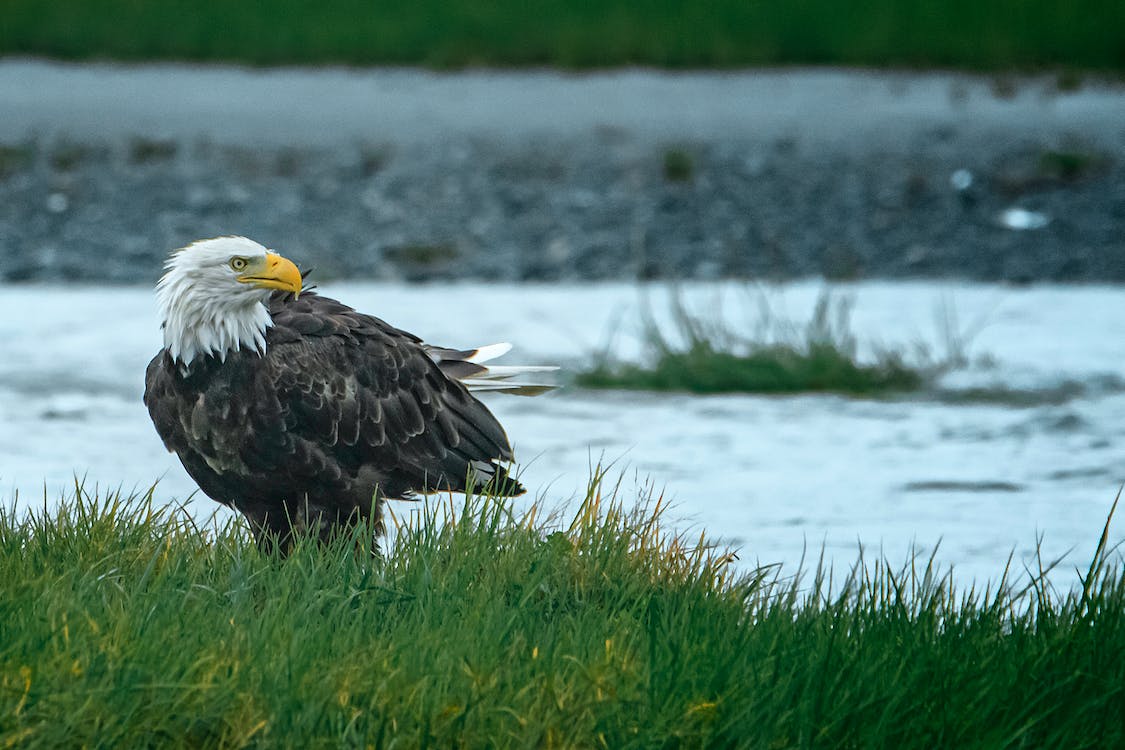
[2,281,1123,586]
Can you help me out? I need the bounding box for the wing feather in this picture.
[258,291,523,497]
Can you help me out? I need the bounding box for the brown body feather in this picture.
[144,290,523,551]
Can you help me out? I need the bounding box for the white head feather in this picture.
[157,236,279,367]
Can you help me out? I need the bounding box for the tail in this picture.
[426,343,558,396]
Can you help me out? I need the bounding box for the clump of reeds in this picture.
[576,289,967,395]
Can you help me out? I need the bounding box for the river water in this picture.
[1,280,1122,588]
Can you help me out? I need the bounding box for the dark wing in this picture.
[260,291,524,499]
[144,350,255,506]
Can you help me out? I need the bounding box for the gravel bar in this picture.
[2,60,1124,283]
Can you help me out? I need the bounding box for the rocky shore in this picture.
[1,61,1123,284]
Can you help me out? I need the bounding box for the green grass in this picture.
[2,0,1125,71]
[576,290,950,395]
[1,474,1124,747]
[662,149,695,183]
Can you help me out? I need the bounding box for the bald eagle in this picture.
[144,236,551,552]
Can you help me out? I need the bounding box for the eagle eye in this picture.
[230,257,249,272]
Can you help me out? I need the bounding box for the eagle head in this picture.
[156,236,303,367]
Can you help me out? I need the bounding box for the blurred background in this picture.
[1,0,1123,585]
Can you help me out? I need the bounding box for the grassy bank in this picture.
[576,290,957,395]
[1,477,1123,747]
[3,0,1124,72]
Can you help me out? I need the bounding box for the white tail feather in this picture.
[462,360,559,396]
[461,380,556,396]
[465,342,513,363]
[426,341,558,396]
[469,364,559,378]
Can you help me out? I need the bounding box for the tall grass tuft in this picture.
[576,289,955,395]
[1,475,1123,747]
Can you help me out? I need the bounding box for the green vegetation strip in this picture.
[1,475,1123,747]
[577,291,939,395]
[3,0,1124,71]
[578,342,924,395]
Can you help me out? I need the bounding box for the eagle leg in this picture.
[237,498,384,558]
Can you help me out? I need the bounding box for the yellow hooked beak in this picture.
[237,252,302,297]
